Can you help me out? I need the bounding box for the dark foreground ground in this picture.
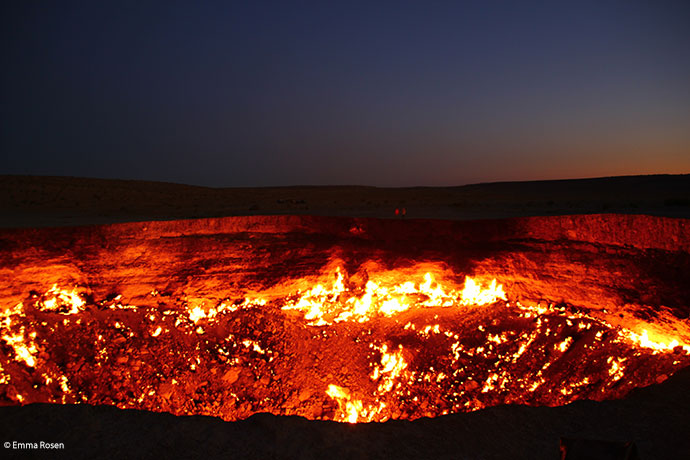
[1,366,689,459]
[1,174,689,227]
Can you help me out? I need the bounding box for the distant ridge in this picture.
[1,172,688,189]
[1,174,688,228]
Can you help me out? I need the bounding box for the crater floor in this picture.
[2,214,689,424]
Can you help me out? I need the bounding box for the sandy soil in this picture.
[1,174,689,228]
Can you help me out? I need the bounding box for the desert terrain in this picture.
[1,174,689,228]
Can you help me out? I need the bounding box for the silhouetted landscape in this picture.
[1,174,688,228]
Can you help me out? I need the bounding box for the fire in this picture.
[607,357,626,383]
[188,306,207,324]
[38,285,85,315]
[326,385,364,423]
[623,329,689,354]
[281,267,506,325]
[325,384,387,423]
[3,328,38,368]
[460,277,506,306]
[371,344,408,393]
[1,261,689,424]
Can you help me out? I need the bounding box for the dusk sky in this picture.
[2,1,689,187]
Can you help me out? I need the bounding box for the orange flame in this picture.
[281,266,506,325]
[326,384,365,423]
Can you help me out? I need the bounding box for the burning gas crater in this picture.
[2,261,689,424]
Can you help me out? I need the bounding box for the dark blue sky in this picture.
[2,1,689,186]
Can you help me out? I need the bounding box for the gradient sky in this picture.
[2,1,689,187]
